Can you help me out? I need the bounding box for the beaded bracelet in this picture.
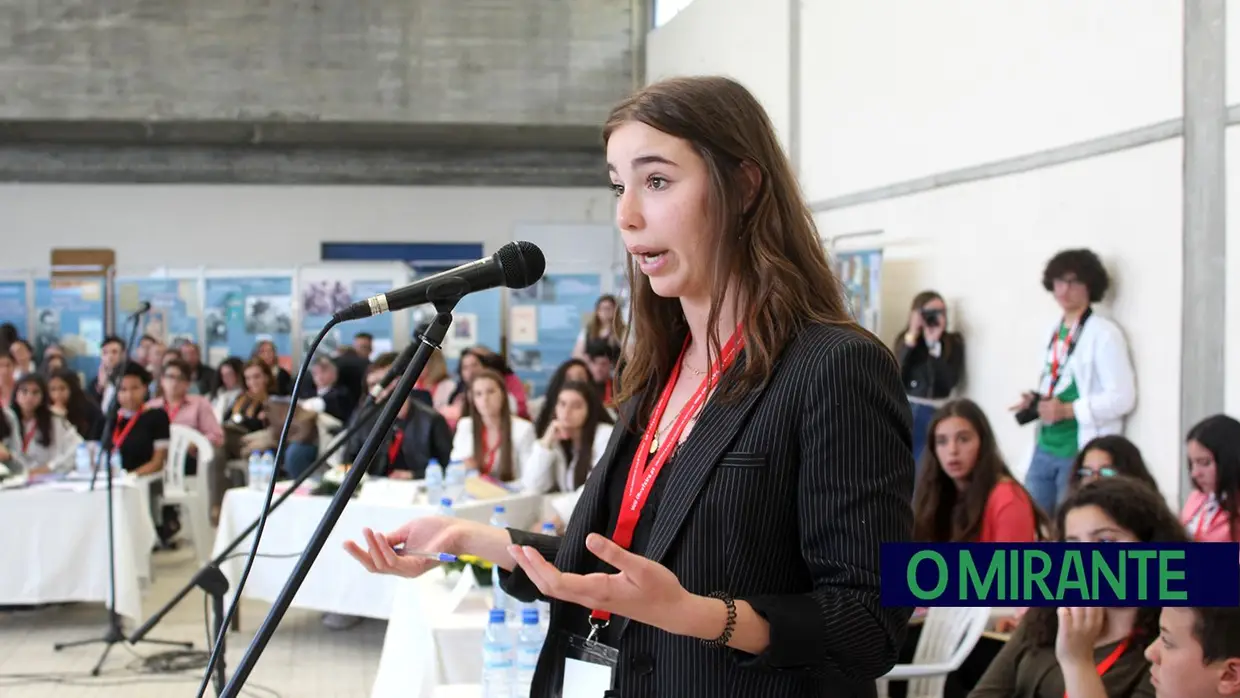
[701,591,737,648]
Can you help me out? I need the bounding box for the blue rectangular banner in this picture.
[204,277,293,366]
[115,277,201,348]
[881,543,1240,607]
[507,273,602,396]
[34,278,107,378]
[0,281,29,338]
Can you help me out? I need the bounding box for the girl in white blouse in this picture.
[450,369,536,484]
[10,374,82,476]
[522,380,614,497]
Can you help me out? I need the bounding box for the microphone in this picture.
[333,241,546,321]
[128,301,152,318]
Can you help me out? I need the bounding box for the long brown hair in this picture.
[553,380,608,490]
[913,399,1046,542]
[604,76,863,421]
[585,295,626,344]
[465,369,516,482]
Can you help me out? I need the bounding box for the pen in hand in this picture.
[391,543,485,565]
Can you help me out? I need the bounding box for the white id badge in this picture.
[563,657,614,697]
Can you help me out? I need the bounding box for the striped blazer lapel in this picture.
[613,353,767,642]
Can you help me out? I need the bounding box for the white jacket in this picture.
[522,424,614,495]
[1036,310,1136,449]
[450,416,537,481]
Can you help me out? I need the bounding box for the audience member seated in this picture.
[1014,248,1137,516]
[210,356,245,423]
[531,358,594,436]
[572,293,625,359]
[114,362,175,544]
[91,335,126,408]
[40,349,66,376]
[303,355,354,423]
[351,332,374,362]
[1146,606,1240,698]
[450,369,535,484]
[1180,414,1240,543]
[334,343,370,406]
[149,358,225,468]
[145,340,166,377]
[8,339,35,379]
[253,340,293,396]
[584,338,620,412]
[0,402,16,472]
[897,290,966,465]
[914,399,1043,544]
[0,350,15,408]
[482,347,531,420]
[222,358,273,460]
[344,390,452,480]
[133,334,156,369]
[444,346,520,428]
[179,341,216,396]
[413,348,455,413]
[971,477,1188,698]
[523,380,614,526]
[1068,434,1160,494]
[47,368,104,442]
[8,374,81,476]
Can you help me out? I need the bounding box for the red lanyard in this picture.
[591,327,744,625]
[1047,320,1083,398]
[1065,636,1129,698]
[479,425,500,476]
[387,429,405,465]
[113,408,144,449]
[1193,500,1221,541]
[21,420,37,454]
[165,400,184,424]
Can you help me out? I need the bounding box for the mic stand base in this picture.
[53,613,193,677]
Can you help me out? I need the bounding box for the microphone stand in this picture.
[215,307,455,698]
[54,307,192,675]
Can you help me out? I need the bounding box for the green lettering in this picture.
[961,550,1004,601]
[1158,551,1187,601]
[1091,549,1125,600]
[1128,550,1156,600]
[908,551,948,600]
[1009,549,1019,600]
[1023,550,1054,601]
[1057,550,1089,600]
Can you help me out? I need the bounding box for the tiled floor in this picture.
[0,546,386,697]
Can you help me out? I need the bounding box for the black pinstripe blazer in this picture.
[503,321,915,698]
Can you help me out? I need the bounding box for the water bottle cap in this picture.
[541,522,557,533]
[428,459,439,467]
[522,608,540,624]
[440,497,453,507]
[493,505,506,514]
[489,608,506,624]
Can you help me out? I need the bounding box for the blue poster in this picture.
[300,279,396,359]
[834,250,883,333]
[508,273,603,396]
[115,277,200,348]
[0,282,30,339]
[446,288,503,375]
[33,278,107,378]
[204,277,293,365]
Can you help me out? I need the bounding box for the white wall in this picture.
[0,184,616,271]
[801,0,1182,200]
[1227,8,1240,419]
[645,0,791,151]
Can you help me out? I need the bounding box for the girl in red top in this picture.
[1179,414,1240,543]
[913,398,1045,544]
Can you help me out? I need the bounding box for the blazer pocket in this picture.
[718,451,766,468]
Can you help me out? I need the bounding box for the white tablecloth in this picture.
[0,476,158,621]
[214,485,544,620]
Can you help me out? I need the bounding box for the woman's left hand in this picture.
[509,533,693,635]
[1054,606,1106,667]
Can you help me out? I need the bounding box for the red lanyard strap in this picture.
[387,429,405,465]
[1065,636,1128,698]
[165,401,184,424]
[113,408,144,450]
[1045,308,1092,398]
[590,327,744,626]
[1193,500,1221,541]
[479,425,500,477]
[21,421,37,454]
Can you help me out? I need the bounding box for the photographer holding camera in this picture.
[897,290,965,466]
[1011,248,1136,515]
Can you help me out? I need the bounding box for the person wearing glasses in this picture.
[1067,434,1160,494]
[1010,248,1136,515]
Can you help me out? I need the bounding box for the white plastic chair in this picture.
[876,606,991,698]
[165,424,216,563]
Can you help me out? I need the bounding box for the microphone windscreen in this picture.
[497,241,546,289]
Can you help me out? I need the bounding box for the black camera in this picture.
[920,308,944,328]
[1015,392,1040,426]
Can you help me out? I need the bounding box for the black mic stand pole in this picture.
[54,306,192,675]
[128,337,422,651]
[215,307,455,698]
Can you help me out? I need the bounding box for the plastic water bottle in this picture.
[444,459,466,503]
[438,497,454,518]
[74,443,92,475]
[490,506,511,619]
[481,608,515,698]
[515,607,545,698]
[424,459,444,504]
[260,450,277,488]
[248,452,263,490]
[109,449,123,474]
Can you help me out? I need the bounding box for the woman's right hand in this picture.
[541,420,562,447]
[344,516,461,578]
[904,310,923,346]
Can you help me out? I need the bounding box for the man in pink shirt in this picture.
[148,358,226,522]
